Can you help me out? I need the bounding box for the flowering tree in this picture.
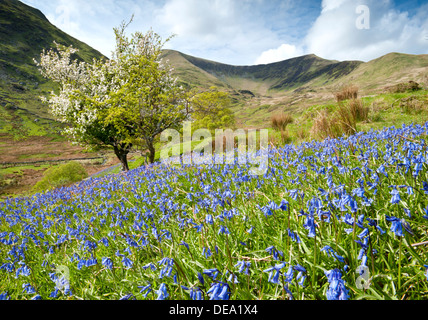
[35,20,191,170]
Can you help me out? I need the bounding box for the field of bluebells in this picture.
[1,122,428,300]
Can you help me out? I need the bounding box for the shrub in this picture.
[32,161,88,192]
[334,85,359,102]
[271,112,293,131]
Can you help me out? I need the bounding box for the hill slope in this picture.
[0,0,106,138]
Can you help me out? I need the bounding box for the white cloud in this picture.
[303,0,428,61]
[255,43,304,65]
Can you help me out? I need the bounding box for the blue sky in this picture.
[19,0,428,65]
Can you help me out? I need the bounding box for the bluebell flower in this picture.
[207,282,230,300]
[265,246,284,260]
[235,260,251,275]
[122,257,133,269]
[205,214,214,225]
[138,284,152,298]
[424,265,428,281]
[202,247,212,258]
[325,269,349,300]
[227,272,239,284]
[279,199,289,211]
[15,262,31,278]
[203,268,220,280]
[284,283,294,300]
[22,283,36,294]
[49,288,59,298]
[218,225,230,235]
[385,215,404,237]
[120,293,136,300]
[142,262,157,271]
[31,294,42,300]
[156,283,169,300]
[422,181,428,194]
[263,262,287,284]
[321,245,345,263]
[423,206,428,220]
[189,287,203,300]
[390,189,401,204]
[102,257,113,270]
[0,292,9,300]
[197,272,205,285]
[179,241,190,251]
[303,215,316,238]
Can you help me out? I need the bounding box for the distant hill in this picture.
[161,49,428,126]
[0,0,105,137]
[162,49,428,95]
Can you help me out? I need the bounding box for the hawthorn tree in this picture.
[190,87,235,133]
[35,20,191,171]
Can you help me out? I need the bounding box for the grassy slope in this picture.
[0,0,106,138]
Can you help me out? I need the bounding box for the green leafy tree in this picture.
[35,19,191,170]
[190,87,235,133]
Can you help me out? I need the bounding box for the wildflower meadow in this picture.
[1,122,428,300]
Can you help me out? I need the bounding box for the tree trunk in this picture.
[113,145,130,172]
[147,142,156,164]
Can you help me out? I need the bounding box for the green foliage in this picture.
[190,87,235,133]
[32,161,88,192]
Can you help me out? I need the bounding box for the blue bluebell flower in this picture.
[0,292,9,300]
[265,246,284,260]
[138,284,152,298]
[197,272,205,285]
[189,287,203,300]
[325,269,349,300]
[156,283,169,300]
[122,256,133,269]
[235,260,251,275]
[385,215,404,237]
[263,262,287,284]
[203,268,220,280]
[207,282,230,300]
[102,257,113,270]
[22,283,36,294]
[120,293,136,300]
[390,189,401,204]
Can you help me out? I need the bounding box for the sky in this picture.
[19,0,428,66]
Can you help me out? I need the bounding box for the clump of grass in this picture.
[348,98,369,122]
[310,109,336,140]
[399,96,426,115]
[271,112,293,131]
[334,85,359,102]
[32,161,88,192]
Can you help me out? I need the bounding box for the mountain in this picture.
[161,49,428,126]
[0,0,105,138]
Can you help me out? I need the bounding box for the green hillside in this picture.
[0,0,106,138]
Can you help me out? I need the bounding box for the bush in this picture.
[32,161,88,192]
